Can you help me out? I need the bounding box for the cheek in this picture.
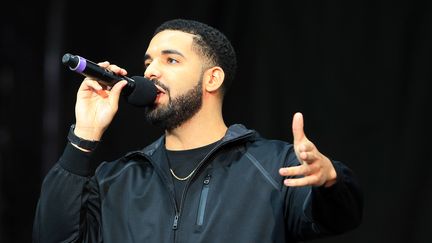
[168,78,201,97]
[164,64,203,95]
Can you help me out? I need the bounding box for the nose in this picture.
[144,60,161,80]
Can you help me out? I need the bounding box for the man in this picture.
[33,19,362,243]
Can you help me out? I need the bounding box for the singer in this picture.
[33,19,363,243]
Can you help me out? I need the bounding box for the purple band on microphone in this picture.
[74,56,86,73]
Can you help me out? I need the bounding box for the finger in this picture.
[107,64,128,76]
[292,112,305,144]
[97,62,128,76]
[279,165,311,177]
[109,80,128,105]
[284,175,318,187]
[97,61,110,68]
[81,78,103,91]
[80,79,109,98]
[298,141,315,153]
[299,151,317,162]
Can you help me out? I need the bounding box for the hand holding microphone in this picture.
[62,53,157,107]
[62,53,157,142]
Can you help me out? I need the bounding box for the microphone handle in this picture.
[62,53,135,94]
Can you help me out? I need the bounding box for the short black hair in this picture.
[154,19,237,95]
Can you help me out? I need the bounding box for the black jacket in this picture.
[33,124,362,243]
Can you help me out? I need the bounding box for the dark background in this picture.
[1,0,431,242]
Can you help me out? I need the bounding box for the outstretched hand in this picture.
[279,112,337,187]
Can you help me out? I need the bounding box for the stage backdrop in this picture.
[1,0,430,242]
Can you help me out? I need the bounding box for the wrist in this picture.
[73,124,105,141]
[68,124,101,151]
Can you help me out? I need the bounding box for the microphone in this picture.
[62,53,157,107]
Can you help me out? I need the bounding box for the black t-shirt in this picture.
[164,141,219,208]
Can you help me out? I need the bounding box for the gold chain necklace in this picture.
[170,168,197,181]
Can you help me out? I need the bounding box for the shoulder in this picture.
[245,136,299,167]
[229,124,300,167]
[94,136,164,182]
[228,126,300,189]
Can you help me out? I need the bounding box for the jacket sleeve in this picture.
[33,143,102,243]
[284,154,363,241]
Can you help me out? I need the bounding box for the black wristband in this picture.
[67,124,100,151]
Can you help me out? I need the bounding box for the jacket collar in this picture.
[125,124,256,158]
[121,124,256,190]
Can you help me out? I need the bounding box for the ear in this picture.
[203,67,225,93]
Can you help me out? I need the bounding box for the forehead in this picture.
[146,30,197,55]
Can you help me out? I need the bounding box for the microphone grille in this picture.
[126,76,157,107]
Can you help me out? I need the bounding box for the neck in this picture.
[165,99,227,151]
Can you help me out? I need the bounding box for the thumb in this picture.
[109,80,128,105]
[292,112,305,144]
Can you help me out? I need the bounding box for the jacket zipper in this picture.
[196,174,211,226]
[175,132,254,234]
[138,131,254,243]
[172,214,179,230]
[135,153,180,240]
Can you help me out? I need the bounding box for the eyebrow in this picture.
[144,49,185,61]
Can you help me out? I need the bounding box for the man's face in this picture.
[143,30,206,130]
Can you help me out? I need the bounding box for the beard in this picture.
[144,79,203,131]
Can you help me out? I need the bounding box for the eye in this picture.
[167,57,179,64]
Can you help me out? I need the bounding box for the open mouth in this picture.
[154,85,166,102]
[155,85,166,94]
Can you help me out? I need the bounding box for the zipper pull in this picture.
[172,214,179,230]
[203,175,211,185]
